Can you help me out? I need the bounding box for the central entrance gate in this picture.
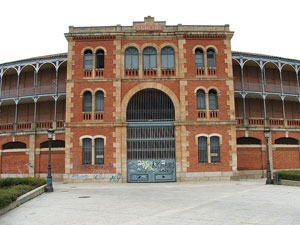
[126,89,176,182]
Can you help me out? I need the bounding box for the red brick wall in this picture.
[273,147,300,169]
[184,38,227,78]
[237,147,266,170]
[71,81,114,122]
[72,38,116,79]
[1,152,29,174]
[35,151,65,173]
[70,127,116,174]
[187,125,233,172]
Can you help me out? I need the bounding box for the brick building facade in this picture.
[0,17,299,182]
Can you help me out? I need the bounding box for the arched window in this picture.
[40,140,65,148]
[83,91,92,112]
[207,48,216,68]
[209,89,218,110]
[95,91,104,112]
[143,47,157,69]
[237,137,261,145]
[84,49,93,70]
[196,89,206,110]
[275,137,299,145]
[2,142,26,150]
[125,47,139,69]
[198,136,208,163]
[95,138,104,164]
[195,48,204,68]
[82,138,92,165]
[96,49,104,69]
[210,136,220,163]
[161,47,175,68]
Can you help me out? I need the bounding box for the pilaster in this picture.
[28,134,36,177]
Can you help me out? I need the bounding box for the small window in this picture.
[125,47,139,69]
[195,48,204,68]
[84,49,93,70]
[96,49,105,69]
[95,138,104,164]
[210,136,220,163]
[197,90,206,110]
[209,89,218,110]
[143,47,157,69]
[275,137,299,145]
[237,137,261,145]
[82,138,92,165]
[95,91,104,112]
[83,91,92,112]
[2,142,26,150]
[207,48,216,68]
[161,47,175,68]
[198,136,208,163]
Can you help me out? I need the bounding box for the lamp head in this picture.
[47,128,55,139]
[264,128,270,138]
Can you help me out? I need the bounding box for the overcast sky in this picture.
[1,0,299,64]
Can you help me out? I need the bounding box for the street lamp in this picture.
[46,128,55,192]
[264,128,272,184]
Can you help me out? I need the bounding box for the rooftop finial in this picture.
[144,16,154,23]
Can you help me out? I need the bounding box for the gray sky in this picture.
[1,0,299,64]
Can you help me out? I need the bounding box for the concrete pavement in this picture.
[0,179,300,225]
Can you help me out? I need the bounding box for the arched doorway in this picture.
[126,88,176,182]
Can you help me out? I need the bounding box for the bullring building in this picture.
[0,17,299,183]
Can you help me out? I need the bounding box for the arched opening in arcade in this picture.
[126,88,176,183]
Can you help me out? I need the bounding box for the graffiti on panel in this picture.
[128,160,176,173]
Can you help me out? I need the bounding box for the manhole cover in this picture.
[78,196,91,198]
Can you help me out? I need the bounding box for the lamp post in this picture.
[264,128,272,184]
[46,128,54,192]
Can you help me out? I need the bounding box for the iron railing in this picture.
[126,89,175,122]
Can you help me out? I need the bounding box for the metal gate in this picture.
[126,89,176,183]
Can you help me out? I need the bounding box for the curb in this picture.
[0,184,46,216]
[278,179,300,187]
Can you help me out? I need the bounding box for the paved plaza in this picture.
[0,179,300,225]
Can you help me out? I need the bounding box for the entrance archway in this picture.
[126,88,176,182]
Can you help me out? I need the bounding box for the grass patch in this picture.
[0,178,46,209]
[277,170,300,182]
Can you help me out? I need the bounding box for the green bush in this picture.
[0,185,34,209]
[0,177,46,188]
[0,178,46,209]
[277,170,300,181]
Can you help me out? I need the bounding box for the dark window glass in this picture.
[209,89,218,110]
[197,90,206,110]
[143,47,157,69]
[161,47,175,68]
[237,137,261,145]
[2,142,26,150]
[82,138,92,165]
[195,48,204,67]
[84,50,93,70]
[83,91,92,112]
[275,137,299,145]
[96,49,104,69]
[210,136,220,163]
[40,140,65,148]
[95,91,104,111]
[95,138,104,164]
[125,47,139,69]
[207,48,216,68]
[198,136,208,163]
